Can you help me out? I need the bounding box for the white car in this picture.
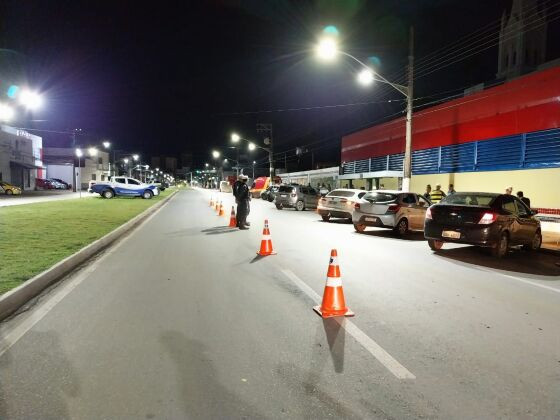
[317,189,368,222]
[90,176,159,199]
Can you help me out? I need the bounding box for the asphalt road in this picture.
[1,188,559,419]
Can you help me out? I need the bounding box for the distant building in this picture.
[43,147,110,190]
[496,0,547,80]
[0,125,43,190]
[151,155,178,174]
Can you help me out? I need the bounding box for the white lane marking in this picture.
[280,268,416,380]
[477,267,560,295]
[0,193,177,358]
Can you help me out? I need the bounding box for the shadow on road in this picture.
[322,318,345,373]
[318,219,353,225]
[435,246,560,277]
[201,226,237,235]
[355,229,426,242]
[250,254,265,264]
[160,331,262,418]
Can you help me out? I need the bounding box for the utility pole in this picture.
[257,123,273,180]
[402,26,414,193]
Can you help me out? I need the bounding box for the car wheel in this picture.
[275,204,283,210]
[142,190,153,199]
[102,189,114,199]
[295,200,305,211]
[321,215,330,222]
[268,196,274,202]
[428,239,444,251]
[354,223,366,233]
[6,189,12,195]
[394,218,408,236]
[523,230,542,251]
[491,232,509,258]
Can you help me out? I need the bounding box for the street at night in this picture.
[1,189,559,418]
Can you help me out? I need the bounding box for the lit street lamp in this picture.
[0,103,15,121]
[315,29,414,191]
[231,133,273,181]
[18,89,43,110]
[75,148,83,198]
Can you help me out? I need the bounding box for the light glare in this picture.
[357,68,374,85]
[248,142,256,151]
[316,38,338,61]
[231,133,240,142]
[19,90,43,110]
[0,103,15,121]
[212,150,220,158]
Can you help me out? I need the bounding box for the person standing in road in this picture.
[517,191,531,208]
[232,175,243,203]
[236,175,251,229]
[448,184,456,195]
[505,186,513,195]
[429,183,446,203]
[424,184,432,201]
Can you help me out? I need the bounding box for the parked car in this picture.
[424,192,541,257]
[49,178,71,189]
[261,185,279,202]
[274,184,320,211]
[0,181,22,195]
[35,178,55,190]
[353,190,431,235]
[318,189,367,222]
[90,176,159,199]
[47,179,66,189]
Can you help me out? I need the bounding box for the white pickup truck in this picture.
[89,176,159,199]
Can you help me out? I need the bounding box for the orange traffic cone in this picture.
[257,220,276,256]
[313,249,354,318]
[215,200,219,212]
[228,206,237,227]
[218,202,225,217]
[210,196,214,207]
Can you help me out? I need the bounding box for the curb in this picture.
[0,190,179,321]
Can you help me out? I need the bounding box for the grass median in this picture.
[0,188,176,295]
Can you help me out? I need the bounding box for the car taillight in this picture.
[387,204,401,213]
[354,203,360,209]
[425,207,432,219]
[291,193,296,197]
[478,212,497,225]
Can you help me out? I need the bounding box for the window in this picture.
[91,174,96,181]
[114,177,126,184]
[417,196,430,207]
[98,157,103,164]
[512,51,517,65]
[358,192,366,199]
[441,193,495,206]
[127,179,141,185]
[307,188,317,195]
[401,194,416,204]
[0,172,2,181]
[278,185,294,193]
[327,190,355,198]
[101,175,105,181]
[300,187,309,194]
[515,199,530,216]
[501,196,517,214]
[363,192,398,203]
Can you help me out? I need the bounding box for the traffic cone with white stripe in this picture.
[215,199,220,213]
[313,249,354,318]
[228,206,237,227]
[218,202,225,217]
[257,219,276,256]
[210,196,214,207]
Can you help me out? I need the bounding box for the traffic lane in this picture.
[0,190,434,419]
[209,189,560,417]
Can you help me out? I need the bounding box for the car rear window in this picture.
[278,186,294,193]
[363,192,398,203]
[326,190,355,198]
[441,193,494,206]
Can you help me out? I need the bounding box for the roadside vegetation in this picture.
[0,189,175,294]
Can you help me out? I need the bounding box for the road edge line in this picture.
[0,190,179,321]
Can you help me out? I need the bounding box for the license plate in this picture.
[280,194,287,197]
[442,230,460,239]
[365,217,378,222]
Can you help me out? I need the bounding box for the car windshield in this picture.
[326,190,355,198]
[440,193,495,206]
[363,192,398,203]
[278,185,294,193]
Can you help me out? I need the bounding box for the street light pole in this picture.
[402,27,414,193]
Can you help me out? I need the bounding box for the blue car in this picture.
[90,176,159,199]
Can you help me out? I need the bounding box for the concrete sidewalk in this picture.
[0,190,95,207]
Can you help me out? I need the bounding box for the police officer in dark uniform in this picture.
[236,175,251,229]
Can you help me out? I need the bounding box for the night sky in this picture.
[1,0,558,172]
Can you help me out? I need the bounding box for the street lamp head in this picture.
[132,154,139,161]
[88,147,98,156]
[253,160,256,165]
[19,89,43,110]
[357,68,374,86]
[248,142,256,151]
[75,148,83,158]
[205,163,209,167]
[231,133,240,143]
[212,150,220,159]
[0,103,15,121]
[123,158,129,164]
[316,38,338,61]
[223,158,228,163]
[102,141,111,149]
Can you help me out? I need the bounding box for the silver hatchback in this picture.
[275,184,320,211]
[352,190,431,235]
[317,189,367,222]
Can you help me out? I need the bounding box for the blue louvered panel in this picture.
[440,143,476,172]
[388,153,404,171]
[343,161,355,174]
[525,128,560,168]
[354,158,369,173]
[370,156,387,172]
[412,148,439,174]
[476,134,523,170]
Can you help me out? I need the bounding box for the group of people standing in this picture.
[424,183,454,203]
